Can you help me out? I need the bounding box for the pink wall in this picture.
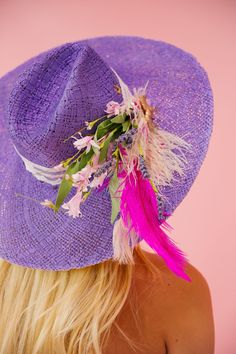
[1,0,235,352]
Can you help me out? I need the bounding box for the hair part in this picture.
[0,244,162,354]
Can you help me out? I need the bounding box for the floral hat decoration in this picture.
[0,36,214,281]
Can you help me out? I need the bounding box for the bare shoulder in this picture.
[165,261,215,354]
[136,251,215,354]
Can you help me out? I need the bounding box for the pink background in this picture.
[1,0,235,352]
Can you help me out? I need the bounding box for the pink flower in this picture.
[71,164,96,191]
[73,135,100,153]
[62,190,83,218]
[89,171,107,189]
[105,101,121,117]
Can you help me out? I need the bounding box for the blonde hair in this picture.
[0,244,161,354]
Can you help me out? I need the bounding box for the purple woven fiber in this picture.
[0,36,214,270]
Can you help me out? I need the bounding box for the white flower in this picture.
[71,164,96,192]
[72,164,95,182]
[62,190,83,218]
[105,101,121,117]
[89,171,107,189]
[73,135,100,153]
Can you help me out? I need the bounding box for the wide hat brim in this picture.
[0,36,213,270]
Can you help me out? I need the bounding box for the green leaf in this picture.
[55,149,94,211]
[122,120,130,132]
[78,148,94,170]
[95,119,116,140]
[112,125,123,140]
[83,189,92,201]
[85,115,107,130]
[109,168,121,224]
[111,114,126,124]
[149,178,158,193]
[112,147,119,160]
[55,160,80,211]
[92,145,100,155]
[99,127,119,163]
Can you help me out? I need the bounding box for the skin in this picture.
[104,250,215,354]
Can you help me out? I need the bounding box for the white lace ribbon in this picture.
[13,145,66,186]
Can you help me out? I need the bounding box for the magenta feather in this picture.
[120,167,191,282]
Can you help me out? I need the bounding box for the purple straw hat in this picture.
[0,36,213,274]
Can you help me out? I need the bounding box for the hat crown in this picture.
[7,43,121,167]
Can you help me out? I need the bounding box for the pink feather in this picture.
[120,166,191,282]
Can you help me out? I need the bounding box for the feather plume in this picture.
[144,126,192,189]
[112,217,140,264]
[120,166,191,281]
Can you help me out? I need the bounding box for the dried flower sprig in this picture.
[40,85,156,220]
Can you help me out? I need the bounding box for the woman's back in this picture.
[103,250,215,354]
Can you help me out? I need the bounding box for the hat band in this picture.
[13,145,66,185]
